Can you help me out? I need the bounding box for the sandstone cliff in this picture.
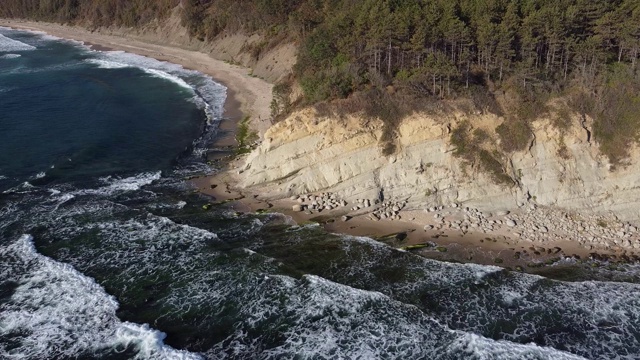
[238,107,640,224]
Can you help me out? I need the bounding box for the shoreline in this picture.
[4,20,638,273]
[193,167,640,273]
[0,19,273,146]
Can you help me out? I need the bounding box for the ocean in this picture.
[1,28,639,360]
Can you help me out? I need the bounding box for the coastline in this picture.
[3,20,637,273]
[0,19,274,144]
[195,167,640,274]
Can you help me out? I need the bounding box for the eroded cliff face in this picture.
[239,107,640,223]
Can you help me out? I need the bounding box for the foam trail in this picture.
[0,235,202,359]
[143,68,195,91]
[86,58,131,69]
[76,171,162,196]
[0,34,36,52]
[0,53,21,59]
[447,333,587,360]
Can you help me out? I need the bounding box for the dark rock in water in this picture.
[436,246,447,252]
[210,184,218,189]
[494,258,504,264]
[552,247,562,254]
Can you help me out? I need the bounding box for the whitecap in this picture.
[447,333,587,360]
[86,58,131,69]
[78,171,162,196]
[2,181,35,194]
[0,34,36,52]
[142,68,195,91]
[0,53,21,59]
[0,235,203,360]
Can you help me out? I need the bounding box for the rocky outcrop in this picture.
[239,107,640,224]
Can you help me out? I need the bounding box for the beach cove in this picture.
[1,21,640,360]
[5,19,638,273]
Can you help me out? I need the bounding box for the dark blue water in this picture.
[1,28,640,360]
[0,30,212,189]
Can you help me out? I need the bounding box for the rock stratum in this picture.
[239,106,640,225]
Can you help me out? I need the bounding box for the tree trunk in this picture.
[373,49,377,72]
[466,61,470,88]
[618,46,624,62]
[387,41,392,75]
[432,74,436,95]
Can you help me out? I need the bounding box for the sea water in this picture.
[0,28,639,360]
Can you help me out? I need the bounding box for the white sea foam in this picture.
[0,53,21,59]
[0,175,7,180]
[0,235,202,360]
[142,68,195,91]
[34,171,46,179]
[2,181,35,194]
[86,58,131,69]
[0,34,36,52]
[76,171,161,196]
[447,333,587,359]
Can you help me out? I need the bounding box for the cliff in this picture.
[238,106,640,224]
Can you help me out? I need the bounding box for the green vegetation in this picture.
[270,81,293,120]
[0,0,178,27]
[451,122,514,186]
[235,116,258,155]
[3,0,640,167]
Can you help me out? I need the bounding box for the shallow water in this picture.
[1,28,639,360]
